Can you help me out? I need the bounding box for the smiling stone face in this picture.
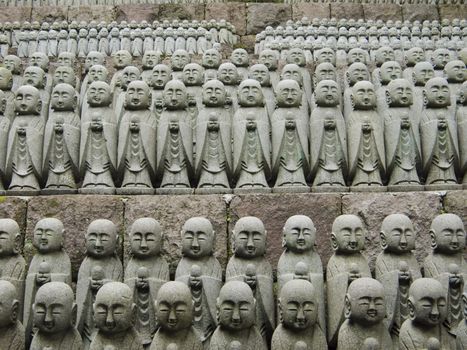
[51,83,76,112]
[33,218,64,254]
[275,79,302,108]
[280,279,317,331]
[409,278,447,327]
[151,65,172,89]
[163,80,187,110]
[282,215,316,253]
[424,78,451,108]
[217,281,256,331]
[182,63,204,87]
[352,81,376,110]
[155,281,193,332]
[380,214,415,253]
[331,215,365,254]
[346,278,386,326]
[181,217,214,259]
[430,214,466,254]
[87,81,112,107]
[386,79,413,107]
[202,49,221,69]
[202,79,226,107]
[238,79,264,108]
[125,81,151,110]
[249,64,271,87]
[315,80,339,107]
[233,216,266,258]
[85,219,118,258]
[129,218,162,259]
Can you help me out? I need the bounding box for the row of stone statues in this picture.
[0,212,465,349]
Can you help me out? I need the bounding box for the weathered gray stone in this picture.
[0,7,31,23]
[330,3,363,20]
[401,4,439,22]
[240,35,256,54]
[247,3,292,35]
[363,4,402,22]
[438,4,467,21]
[158,4,204,22]
[229,193,341,272]
[24,195,124,281]
[444,190,467,226]
[205,3,247,36]
[67,6,116,23]
[31,5,68,22]
[0,197,28,251]
[342,192,443,270]
[124,195,228,273]
[292,3,330,21]
[115,5,159,23]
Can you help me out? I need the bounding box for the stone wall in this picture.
[1,3,466,52]
[5,190,466,282]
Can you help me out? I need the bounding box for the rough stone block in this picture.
[205,2,247,36]
[0,6,31,23]
[292,3,330,21]
[239,34,256,53]
[24,195,125,282]
[444,190,467,225]
[438,4,467,20]
[342,192,443,271]
[115,4,159,22]
[67,5,116,22]
[124,195,229,275]
[330,3,363,20]
[363,4,402,22]
[229,193,342,275]
[247,3,292,35]
[0,197,28,253]
[31,5,68,22]
[401,4,439,22]
[157,4,204,22]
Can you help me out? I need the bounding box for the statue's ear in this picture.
[42,75,47,89]
[345,71,350,85]
[385,90,392,106]
[422,90,428,107]
[73,95,78,110]
[429,229,437,250]
[281,230,286,248]
[344,294,352,319]
[36,100,42,114]
[147,92,152,108]
[231,230,236,254]
[331,232,338,251]
[412,72,416,85]
[13,232,22,254]
[278,298,283,323]
[11,299,19,323]
[0,98,6,114]
[350,94,355,110]
[408,298,415,320]
[7,76,12,90]
[215,297,220,323]
[380,231,388,250]
[71,303,77,327]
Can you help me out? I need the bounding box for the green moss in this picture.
[0,196,7,203]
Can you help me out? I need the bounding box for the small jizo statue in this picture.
[347,81,386,191]
[210,281,267,350]
[31,282,83,350]
[124,218,169,347]
[375,214,422,342]
[117,80,156,194]
[337,278,392,349]
[271,80,309,192]
[384,79,422,191]
[327,214,371,347]
[455,292,467,349]
[277,215,325,333]
[272,279,327,350]
[458,81,467,186]
[226,217,275,344]
[77,219,123,349]
[150,281,203,350]
[0,219,26,321]
[7,85,44,195]
[310,80,348,191]
[424,214,466,334]
[157,80,193,194]
[233,79,271,193]
[421,77,460,190]
[175,217,223,345]
[90,282,144,350]
[195,79,232,194]
[24,218,72,342]
[0,280,25,349]
[43,83,80,194]
[399,278,456,349]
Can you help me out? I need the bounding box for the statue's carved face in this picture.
[202,50,221,69]
[238,81,263,107]
[347,284,386,325]
[87,82,111,107]
[15,86,41,114]
[348,49,366,64]
[287,49,306,66]
[33,219,64,254]
[0,224,18,257]
[314,63,336,83]
[23,67,45,89]
[142,51,160,69]
[163,82,187,110]
[387,80,413,107]
[3,56,21,74]
[432,49,451,69]
[281,65,303,86]
[445,61,466,83]
[283,216,315,253]
[121,67,140,90]
[376,47,395,65]
[130,219,162,258]
[315,80,339,107]
[250,66,270,87]
[125,81,150,110]
[30,53,48,71]
[352,82,376,109]
[53,67,75,86]
[231,49,249,67]
[332,216,365,253]
[281,291,317,330]
[347,64,369,85]
[381,215,415,253]
[432,216,466,253]
[233,218,266,258]
[33,285,73,334]
[85,52,105,72]
[171,51,190,70]
[57,53,74,67]
[51,84,75,111]
[113,51,132,69]
[94,286,134,334]
[218,288,255,330]
[275,80,302,108]
[0,69,12,90]
[259,51,278,70]
[151,66,171,89]
[425,79,450,108]
[380,62,402,84]
[86,221,118,258]
[410,285,447,327]
[406,48,425,66]
[217,64,239,85]
[413,63,434,86]
[88,65,107,83]
[202,80,226,107]
[316,48,335,65]
[183,64,203,86]
[156,285,193,332]
[181,219,214,258]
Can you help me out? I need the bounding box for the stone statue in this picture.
[376,61,403,115]
[384,79,423,191]
[310,80,347,191]
[0,280,24,349]
[24,218,72,342]
[285,48,312,111]
[226,217,275,343]
[110,50,132,95]
[201,49,221,81]
[114,66,142,124]
[314,47,336,66]
[444,60,466,108]
[403,47,426,81]
[157,80,193,194]
[210,281,267,350]
[182,63,205,126]
[0,67,15,120]
[150,281,202,350]
[195,79,232,194]
[249,64,275,121]
[456,292,467,349]
[125,218,169,347]
[230,48,250,80]
[42,83,80,194]
[280,64,310,117]
[3,55,22,92]
[175,217,223,345]
[79,81,117,194]
[372,46,395,88]
[22,66,50,119]
[375,214,422,344]
[217,63,241,112]
[431,48,451,77]
[232,79,271,193]
[258,49,280,89]
[327,214,371,347]
[6,85,44,195]
[149,64,172,122]
[77,219,123,348]
[80,64,108,108]
[52,66,78,90]
[277,215,325,333]
[272,280,326,350]
[421,78,460,190]
[424,214,466,334]
[141,50,160,85]
[347,81,386,191]
[458,81,467,187]
[171,50,190,81]
[399,278,456,349]
[343,63,370,121]
[30,282,83,350]
[412,62,435,123]
[337,278,392,349]
[117,80,156,194]
[271,79,309,192]
[90,282,143,350]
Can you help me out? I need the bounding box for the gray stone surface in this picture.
[438,4,467,21]
[31,5,68,22]
[158,4,204,22]
[247,3,292,35]
[0,7,31,22]
[401,4,439,22]
[67,5,116,23]
[444,190,467,226]
[115,5,159,23]
[205,3,247,36]
[292,3,330,21]
[363,4,402,21]
[342,192,443,270]
[330,3,363,20]
[0,197,28,252]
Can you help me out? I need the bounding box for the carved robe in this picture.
[210,326,267,350]
[131,36,143,57]
[151,327,202,350]
[165,37,175,56]
[90,327,143,350]
[30,329,83,350]
[186,36,197,55]
[98,36,109,56]
[337,320,393,350]
[399,320,456,349]
[458,105,467,184]
[109,36,120,55]
[271,324,327,350]
[0,321,25,350]
[456,321,467,349]
[0,254,25,321]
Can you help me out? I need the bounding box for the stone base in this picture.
[195,187,232,195]
[387,184,424,192]
[272,185,310,193]
[41,188,78,195]
[7,189,40,196]
[425,183,463,191]
[350,185,387,193]
[234,187,272,194]
[312,185,349,193]
[79,187,116,195]
[116,187,155,195]
[156,187,193,195]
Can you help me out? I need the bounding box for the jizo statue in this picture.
[0,280,25,349]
